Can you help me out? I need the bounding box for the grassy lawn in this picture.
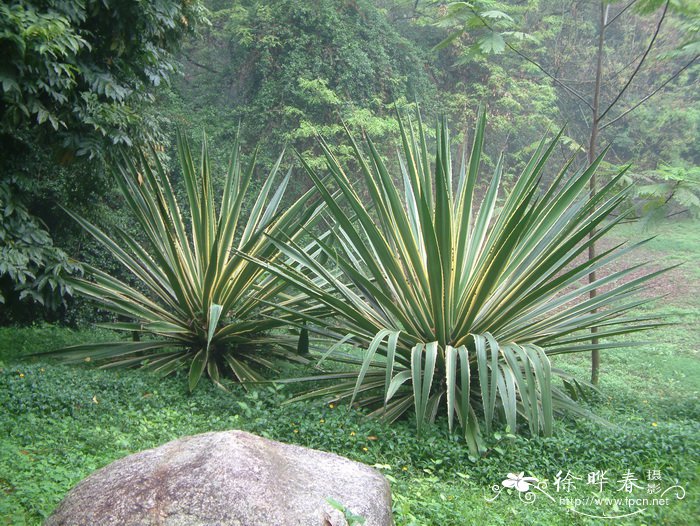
[1,219,698,525]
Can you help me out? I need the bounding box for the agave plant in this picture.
[48,131,323,390]
[255,110,664,451]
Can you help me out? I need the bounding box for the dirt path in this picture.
[596,235,699,305]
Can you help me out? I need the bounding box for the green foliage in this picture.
[0,0,206,154]
[433,1,518,59]
[424,0,699,184]
[43,132,322,390]
[0,2,87,132]
[171,0,436,170]
[258,111,663,452]
[0,183,80,312]
[0,1,207,321]
[326,497,366,525]
[1,271,698,526]
[630,164,700,224]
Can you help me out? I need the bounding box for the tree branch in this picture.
[183,53,220,74]
[598,0,670,122]
[605,0,641,28]
[470,10,593,110]
[606,49,646,83]
[507,44,594,110]
[600,54,699,130]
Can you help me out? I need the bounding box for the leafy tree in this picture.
[515,0,698,383]
[387,1,564,176]
[427,0,699,383]
[0,1,205,153]
[0,0,206,317]
[170,0,436,172]
[0,182,79,317]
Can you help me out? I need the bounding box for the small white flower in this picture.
[502,472,538,493]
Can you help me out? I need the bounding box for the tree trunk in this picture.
[588,2,608,385]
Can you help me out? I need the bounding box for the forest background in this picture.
[1,1,699,524]
[1,0,698,326]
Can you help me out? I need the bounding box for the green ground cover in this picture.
[1,219,698,525]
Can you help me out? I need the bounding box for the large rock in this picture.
[46,430,393,526]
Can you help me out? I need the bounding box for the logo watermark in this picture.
[485,469,686,519]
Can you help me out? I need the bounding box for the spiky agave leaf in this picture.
[254,109,665,451]
[41,130,324,390]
